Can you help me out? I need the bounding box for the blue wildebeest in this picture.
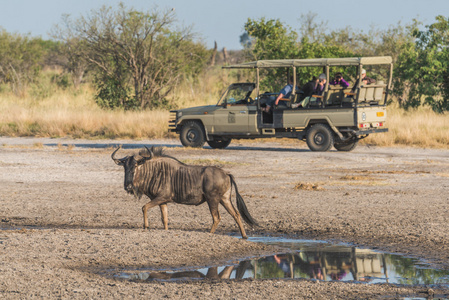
[112,146,257,239]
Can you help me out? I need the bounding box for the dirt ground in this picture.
[1,136,448,299]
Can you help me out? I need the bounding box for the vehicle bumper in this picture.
[355,128,388,136]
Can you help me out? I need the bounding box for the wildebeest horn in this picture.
[142,146,154,160]
[134,146,153,163]
[111,145,125,165]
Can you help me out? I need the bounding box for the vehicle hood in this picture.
[176,105,220,114]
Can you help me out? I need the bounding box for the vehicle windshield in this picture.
[217,83,255,106]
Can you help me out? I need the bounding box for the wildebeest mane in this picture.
[138,146,186,165]
[134,147,205,203]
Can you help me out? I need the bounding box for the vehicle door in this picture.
[213,83,255,133]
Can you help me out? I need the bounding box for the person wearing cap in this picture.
[360,69,376,85]
[329,72,349,88]
[314,73,327,96]
[351,69,376,92]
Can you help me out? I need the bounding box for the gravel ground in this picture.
[1,137,448,299]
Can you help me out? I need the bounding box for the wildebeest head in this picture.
[111,145,154,196]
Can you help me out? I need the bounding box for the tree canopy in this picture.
[53,3,209,110]
[393,16,449,112]
[242,14,449,112]
[0,29,47,96]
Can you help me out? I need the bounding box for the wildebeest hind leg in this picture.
[207,201,221,234]
[220,198,248,239]
[142,197,169,229]
[160,204,168,230]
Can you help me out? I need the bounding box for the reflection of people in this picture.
[297,253,325,280]
[309,259,324,280]
[329,72,349,88]
[274,254,292,278]
[330,270,348,281]
[264,76,298,112]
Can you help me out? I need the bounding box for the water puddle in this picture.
[108,237,449,286]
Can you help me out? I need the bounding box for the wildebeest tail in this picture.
[229,174,258,227]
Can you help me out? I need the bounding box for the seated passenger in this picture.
[314,73,327,96]
[351,69,376,92]
[298,76,318,101]
[292,74,325,108]
[263,76,299,112]
[329,72,349,88]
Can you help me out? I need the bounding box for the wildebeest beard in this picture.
[125,166,144,200]
[129,186,143,200]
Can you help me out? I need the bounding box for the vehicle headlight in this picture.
[177,111,183,118]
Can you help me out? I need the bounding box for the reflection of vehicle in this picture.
[117,245,390,283]
[169,57,392,151]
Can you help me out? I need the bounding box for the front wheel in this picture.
[180,121,206,148]
[306,124,334,152]
[334,139,358,151]
[207,138,232,149]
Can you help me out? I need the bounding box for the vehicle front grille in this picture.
[168,111,177,132]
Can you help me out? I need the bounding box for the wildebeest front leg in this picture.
[160,204,168,230]
[142,197,170,229]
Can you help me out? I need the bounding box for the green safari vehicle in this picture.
[169,56,392,151]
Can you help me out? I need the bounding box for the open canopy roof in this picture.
[223,56,393,69]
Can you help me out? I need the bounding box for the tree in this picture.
[51,15,90,90]
[243,18,299,90]
[393,16,449,112]
[57,3,209,109]
[243,16,352,90]
[0,29,46,96]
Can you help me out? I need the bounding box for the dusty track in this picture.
[1,137,448,299]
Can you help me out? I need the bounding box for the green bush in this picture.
[95,77,138,110]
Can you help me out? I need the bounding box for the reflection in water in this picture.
[114,238,449,285]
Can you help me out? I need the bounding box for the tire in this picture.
[180,121,206,148]
[334,139,358,152]
[207,138,232,149]
[306,124,334,152]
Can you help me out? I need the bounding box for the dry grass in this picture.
[0,69,448,149]
[361,103,449,148]
[0,87,171,139]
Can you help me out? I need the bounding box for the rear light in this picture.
[360,122,384,128]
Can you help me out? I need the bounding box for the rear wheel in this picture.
[306,124,334,152]
[180,121,206,148]
[207,138,232,149]
[334,139,358,151]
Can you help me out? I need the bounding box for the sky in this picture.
[0,0,447,50]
